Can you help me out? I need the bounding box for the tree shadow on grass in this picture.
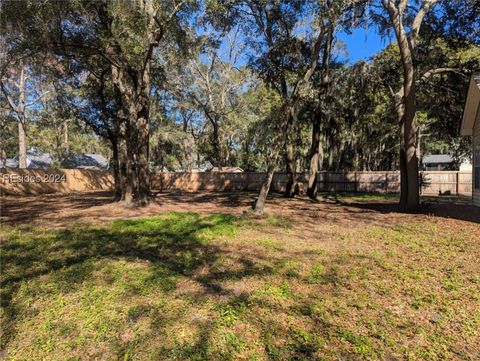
[0,212,244,352]
[3,209,470,359]
[337,200,480,224]
[319,192,480,224]
[0,191,115,226]
[1,211,325,358]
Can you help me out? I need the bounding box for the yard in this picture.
[1,192,479,360]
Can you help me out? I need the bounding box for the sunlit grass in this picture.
[1,212,478,360]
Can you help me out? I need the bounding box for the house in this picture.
[460,72,480,207]
[63,154,109,170]
[421,154,471,171]
[3,158,17,168]
[422,154,455,171]
[2,149,53,169]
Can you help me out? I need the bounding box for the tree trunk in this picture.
[396,44,419,211]
[254,103,292,212]
[121,131,134,205]
[395,81,420,212]
[253,152,278,213]
[307,110,321,199]
[394,91,408,208]
[18,66,27,169]
[212,120,222,168]
[117,117,133,205]
[112,65,151,206]
[134,101,151,205]
[182,118,194,172]
[306,27,333,199]
[383,0,432,212]
[284,107,296,197]
[403,81,419,211]
[111,138,122,200]
[18,119,27,168]
[63,120,69,159]
[0,148,6,168]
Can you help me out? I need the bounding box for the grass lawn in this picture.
[1,195,479,360]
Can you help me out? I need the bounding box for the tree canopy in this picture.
[1,0,478,211]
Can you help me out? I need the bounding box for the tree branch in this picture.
[418,67,469,83]
[25,90,51,108]
[0,82,19,113]
[410,0,439,49]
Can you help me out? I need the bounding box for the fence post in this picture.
[420,170,425,195]
[456,171,459,195]
[385,172,388,194]
[354,172,358,193]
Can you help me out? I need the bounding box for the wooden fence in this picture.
[151,171,472,196]
[1,169,472,196]
[0,168,113,195]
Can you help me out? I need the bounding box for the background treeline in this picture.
[0,0,479,210]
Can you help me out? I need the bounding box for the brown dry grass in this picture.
[1,191,478,229]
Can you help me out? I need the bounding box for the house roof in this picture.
[207,166,244,173]
[4,158,17,168]
[28,152,53,168]
[3,150,53,169]
[422,154,453,164]
[461,72,480,136]
[63,154,109,170]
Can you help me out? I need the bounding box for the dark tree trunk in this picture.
[403,82,420,211]
[306,27,333,199]
[383,0,434,212]
[111,138,122,200]
[112,65,151,206]
[134,99,151,205]
[394,44,419,212]
[395,92,408,208]
[121,122,134,205]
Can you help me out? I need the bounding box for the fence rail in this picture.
[0,169,473,196]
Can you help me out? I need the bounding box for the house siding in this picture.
[474,106,480,207]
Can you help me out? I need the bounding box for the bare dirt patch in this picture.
[1,191,479,230]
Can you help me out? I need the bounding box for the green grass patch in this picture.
[1,211,478,360]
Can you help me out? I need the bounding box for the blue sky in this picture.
[219,25,394,67]
[338,27,393,64]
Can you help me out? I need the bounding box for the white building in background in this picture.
[459,160,472,172]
